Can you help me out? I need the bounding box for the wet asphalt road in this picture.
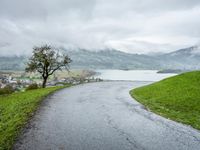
[14,81,200,150]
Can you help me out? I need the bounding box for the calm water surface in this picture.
[95,70,177,81]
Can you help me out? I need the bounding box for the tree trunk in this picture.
[42,77,48,88]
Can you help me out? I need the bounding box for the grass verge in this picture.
[130,71,200,130]
[0,85,70,150]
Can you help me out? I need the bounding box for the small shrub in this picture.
[26,83,39,91]
[0,85,14,95]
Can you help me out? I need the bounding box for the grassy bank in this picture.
[0,85,70,150]
[130,71,200,130]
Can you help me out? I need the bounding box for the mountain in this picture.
[0,56,27,70]
[64,48,161,69]
[0,46,200,70]
[155,46,200,70]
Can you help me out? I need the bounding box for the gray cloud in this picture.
[0,0,200,55]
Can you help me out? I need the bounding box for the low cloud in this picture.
[0,0,200,55]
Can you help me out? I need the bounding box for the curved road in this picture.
[14,81,200,150]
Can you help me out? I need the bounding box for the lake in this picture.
[94,70,177,81]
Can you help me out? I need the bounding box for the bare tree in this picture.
[25,45,72,88]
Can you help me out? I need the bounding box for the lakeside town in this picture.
[0,69,102,93]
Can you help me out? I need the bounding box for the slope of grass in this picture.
[130,71,200,130]
[0,85,70,150]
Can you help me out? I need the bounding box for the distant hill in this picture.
[0,46,200,70]
[0,56,27,71]
[155,46,200,70]
[64,48,161,70]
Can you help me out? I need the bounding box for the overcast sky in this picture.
[0,0,200,55]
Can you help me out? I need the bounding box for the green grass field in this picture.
[130,71,200,130]
[0,85,70,150]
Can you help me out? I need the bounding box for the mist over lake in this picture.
[95,70,177,81]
